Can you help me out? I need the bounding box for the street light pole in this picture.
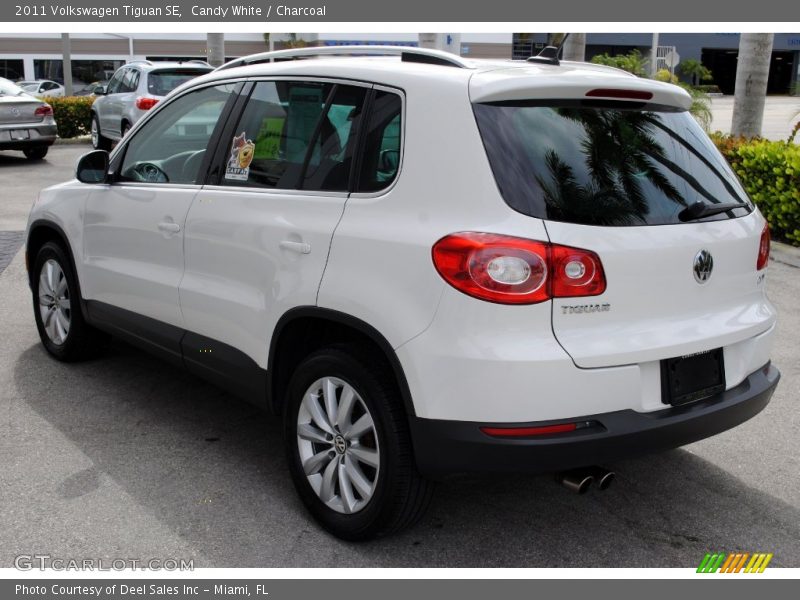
[61,33,73,96]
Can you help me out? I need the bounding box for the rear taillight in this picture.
[432,232,606,305]
[757,223,770,270]
[135,97,159,111]
[34,104,53,117]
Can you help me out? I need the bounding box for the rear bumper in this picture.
[409,362,779,477]
[0,123,57,150]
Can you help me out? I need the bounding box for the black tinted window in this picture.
[473,102,751,226]
[301,84,366,191]
[222,81,332,190]
[358,91,402,192]
[147,69,210,97]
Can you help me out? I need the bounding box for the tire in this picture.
[284,345,434,541]
[31,241,105,361]
[23,146,48,160]
[91,114,112,151]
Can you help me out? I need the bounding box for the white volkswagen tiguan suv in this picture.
[25,46,779,540]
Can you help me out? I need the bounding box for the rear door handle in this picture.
[157,221,181,233]
[279,240,311,254]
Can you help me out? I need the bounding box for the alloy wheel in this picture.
[38,259,71,345]
[296,377,380,514]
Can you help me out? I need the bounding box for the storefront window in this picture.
[0,59,24,81]
[33,59,124,88]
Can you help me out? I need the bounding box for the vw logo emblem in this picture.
[333,434,347,455]
[11,107,20,116]
[693,249,714,284]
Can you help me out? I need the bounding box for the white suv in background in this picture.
[26,46,779,541]
[90,60,212,149]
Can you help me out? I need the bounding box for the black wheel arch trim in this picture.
[268,306,417,417]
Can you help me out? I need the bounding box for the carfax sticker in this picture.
[225,131,256,180]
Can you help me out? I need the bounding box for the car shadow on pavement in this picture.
[13,341,800,568]
[0,152,49,166]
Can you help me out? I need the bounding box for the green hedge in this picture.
[713,134,800,246]
[41,96,95,139]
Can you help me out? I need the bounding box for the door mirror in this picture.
[93,85,107,96]
[77,150,109,184]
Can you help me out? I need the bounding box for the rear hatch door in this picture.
[471,71,775,368]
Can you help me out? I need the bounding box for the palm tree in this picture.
[678,58,713,86]
[206,33,225,67]
[561,34,586,62]
[731,33,774,138]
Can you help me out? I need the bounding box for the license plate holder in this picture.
[10,129,30,140]
[661,348,725,406]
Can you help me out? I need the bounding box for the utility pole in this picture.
[206,33,225,67]
[61,33,73,96]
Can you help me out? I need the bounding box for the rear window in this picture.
[473,101,751,226]
[147,69,210,96]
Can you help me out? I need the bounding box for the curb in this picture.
[54,137,92,146]
[771,240,800,269]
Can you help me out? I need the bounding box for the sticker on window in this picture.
[225,131,256,181]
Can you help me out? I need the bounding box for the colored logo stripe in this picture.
[697,552,773,573]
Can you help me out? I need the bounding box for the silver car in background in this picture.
[0,77,57,160]
[90,60,213,150]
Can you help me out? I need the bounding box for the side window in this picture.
[119,83,237,185]
[358,91,403,192]
[220,81,366,192]
[301,84,366,191]
[124,69,140,93]
[106,69,125,94]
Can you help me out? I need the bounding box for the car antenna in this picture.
[526,33,571,66]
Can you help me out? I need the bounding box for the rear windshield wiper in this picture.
[678,200,748,222]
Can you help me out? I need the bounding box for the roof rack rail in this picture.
[126,59,153,67]
[181,59,212,66]
[215,45,473,71]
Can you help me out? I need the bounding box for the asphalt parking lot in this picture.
[1,144,799,568]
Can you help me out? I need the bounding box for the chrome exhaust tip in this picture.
[589,466,615,491]
[555,470,594,494]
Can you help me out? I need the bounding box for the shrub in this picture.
[695,84,722,94]
[40,96,95,139]
[713,134,800,246]
[654,68,678,84]
[590,49,648,77]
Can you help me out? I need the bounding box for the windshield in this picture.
[147,69,211,97]
[473,101,751,226]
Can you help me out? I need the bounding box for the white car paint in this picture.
[27,51,776,427]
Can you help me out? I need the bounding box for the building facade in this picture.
[0,32,512,89]
[2,32,797,95]
[515,33,800,94]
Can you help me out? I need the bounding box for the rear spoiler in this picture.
[469,68,692,110]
